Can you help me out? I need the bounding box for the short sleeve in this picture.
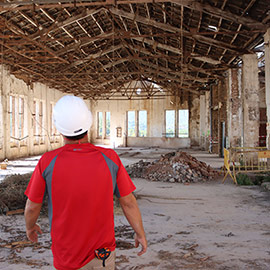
[25,160,46,204]
[115,160,136,198]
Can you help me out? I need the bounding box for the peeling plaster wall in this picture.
[264,29,270,148]
[90,93,191,149]
[209,79,228,155]
[199,92,210,150]
[188,93,200,146]
[227,69,242,147]
[242,54,260,147]
[0,65,64,160]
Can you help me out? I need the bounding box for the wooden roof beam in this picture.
[131,36,224,67]
[143,62,207,84]
[72,43,123,67]
[172,0,268,30]
[109,7,250,54]
[128,42,223,77]
[30,7,105,39]
[0,16,69,64]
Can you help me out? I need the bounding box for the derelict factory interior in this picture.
[0,0,270,160]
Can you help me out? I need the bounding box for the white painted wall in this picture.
[0,65,65,160]
[90,95,191,149]
[0,66,198,159]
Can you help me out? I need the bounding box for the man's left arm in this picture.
[119,193,147,256]
[24,199,43,243]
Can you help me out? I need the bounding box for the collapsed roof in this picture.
[0,0,269,100]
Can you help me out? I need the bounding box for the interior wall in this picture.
[0,65,65,160]
[90,93,192,149]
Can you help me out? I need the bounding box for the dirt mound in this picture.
[0,173,48,215]
[126,151,219,183]
[0,173,32,214]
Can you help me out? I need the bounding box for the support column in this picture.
[0,65,6,160]
[265,28,270,149]
[242,54,260,147]
[227,69,242,147]
[199,94,206,149]
[189,93,200,146]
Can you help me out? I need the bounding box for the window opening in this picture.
[98,112,103,138]
[105,112,111,138]
[178,109,189,137]
[138,110,147,137]
[165,110,175,137]
[9,96,16,140]
[18,97,24,138]
[127,111,136,137]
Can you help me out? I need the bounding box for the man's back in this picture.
[25,143,135,270]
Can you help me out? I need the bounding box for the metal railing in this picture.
[223,147,270,184]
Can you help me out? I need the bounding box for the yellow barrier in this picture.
[223,147,270,184]
[223,148,237,184]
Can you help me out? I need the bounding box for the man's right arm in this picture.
[118,193,147,256]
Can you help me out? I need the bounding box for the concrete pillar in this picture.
[242,54,260,147]
[199,94,206,149]
[265,28,270,149]
[227,69,242,147]
[190,94,200,146]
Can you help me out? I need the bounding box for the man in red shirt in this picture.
[24,96,147,270]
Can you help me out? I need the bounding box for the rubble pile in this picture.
[126,151,219,183]
[0,173,31,214]
[0,173,48,215]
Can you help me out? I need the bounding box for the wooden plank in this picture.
[6,209,24,216]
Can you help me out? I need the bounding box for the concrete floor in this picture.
[1,147,269,270]
[0,146,224,181]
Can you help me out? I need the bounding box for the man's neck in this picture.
[64,136,89,145]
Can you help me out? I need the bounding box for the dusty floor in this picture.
[0,147,270,270]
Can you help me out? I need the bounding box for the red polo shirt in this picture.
[25,143,135,270]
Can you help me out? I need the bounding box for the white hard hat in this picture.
[53,95,92,137]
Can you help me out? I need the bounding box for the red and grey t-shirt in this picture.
[25,143,136,270]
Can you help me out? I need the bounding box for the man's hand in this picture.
[135,233,147,256]
[119,193,147,256]
[24,199,42,243]
[26,223,42,243]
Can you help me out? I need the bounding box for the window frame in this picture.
[138,110,147,137]
[127,110,136,137]
[165,109,176,138]
[105,111,111,138]
[178,109,189,138]
[97,111,103,138]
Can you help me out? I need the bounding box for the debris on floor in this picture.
[126,150,219,183]
[0,173,31,214]
[0,173,48,215]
